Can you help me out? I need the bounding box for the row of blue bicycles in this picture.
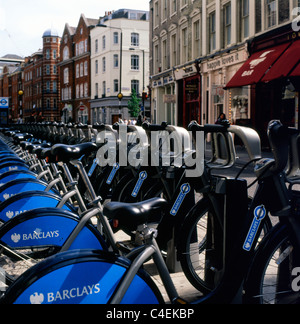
[0,119,299,304]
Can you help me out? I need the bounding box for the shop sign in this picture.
[174,64,198,80]
[163,94,176,104]
[202,49,247,73]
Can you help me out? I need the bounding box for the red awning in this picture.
[226,43,290,88]
[261,40,300,82]
[290,60,300,77]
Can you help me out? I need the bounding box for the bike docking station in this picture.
[95,123,205,274]
[4,118,295,306]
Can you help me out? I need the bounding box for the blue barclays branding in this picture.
[10,228,59,244]
[131,171,147,198]
[29,284,101,304]
[88,158,99,177]
[106,163,120,185]
[243,205,266,252]
[170,183,191,216]
[5,210,27,220]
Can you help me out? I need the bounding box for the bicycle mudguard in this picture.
[0,170,37,186]
[2,250,163,304]
[0,179,57,202]
[0,208,106,251]
[0,157,25,165]
[0,191,75,222]
[0,162,29,174]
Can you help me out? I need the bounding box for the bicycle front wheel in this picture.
[244,223,300,304]
[177,196,223,295]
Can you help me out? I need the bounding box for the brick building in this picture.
[23,28,61,122]
[0,60,23,122]
[59,14,98,123]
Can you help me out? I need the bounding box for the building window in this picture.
[162,0,168,20]
[193,19,201,58]
[76,85,80,98]
[181,27,188,62]
[102,36,106,50]
[131,33,140,47]
[102,57,106,72]
[53,50,57,59]
[131,80,140,95]
[224,4,231,46]
[171,33,177,67]
[113,54,119,68]
[53,81,57,92]
[266,0,277,27]
[46,65,50,75]
[80,63,83,77]
[242,0,249,38]
[131,55,139,70]
[102,81,106,97]
[95,39,98,53]
[84,61,88,76]
[265,0,290,28]
[76,64,80,78]
[63,47,69,60]
[64,68,69,84]
[84,82,88,97]
[95,60,98,74]
[255,0,262,33]
[171,0,177,15]
[46,49,50,59]
[209,12,216,52]
[114,79,119,93]
[80,84,84,98]
[113,32,119,44]
[162,39,167,70]
[95,83,99,98]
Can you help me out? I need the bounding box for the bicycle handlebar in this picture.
[142,121,168,131]
[188,120,229,133]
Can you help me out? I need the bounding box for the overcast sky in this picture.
[0,0,150,58]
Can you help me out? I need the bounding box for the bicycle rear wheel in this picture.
[177,196,222,294]
[1,250,164,304]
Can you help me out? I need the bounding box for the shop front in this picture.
[174,64,200,127]
[151,72,176,125]
[201,46,249,125]
[226,25,300,146]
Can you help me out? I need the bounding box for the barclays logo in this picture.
[10,228,60,243]
[29,283,101,304]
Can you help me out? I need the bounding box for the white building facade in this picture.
[90,9,150,124]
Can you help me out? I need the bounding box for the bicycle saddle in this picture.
[51,143,98,163]
[104,198,167,232]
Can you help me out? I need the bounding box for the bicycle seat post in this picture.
[71,159,98,203]
[60,162,87,213]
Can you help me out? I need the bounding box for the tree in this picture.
[127,89,141,118]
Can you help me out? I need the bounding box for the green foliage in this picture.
[128,89,141,118]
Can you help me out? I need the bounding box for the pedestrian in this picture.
[37,112,44,122]
[136,115,142,126]
[17,114,23,124]
[215,113,226,125]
